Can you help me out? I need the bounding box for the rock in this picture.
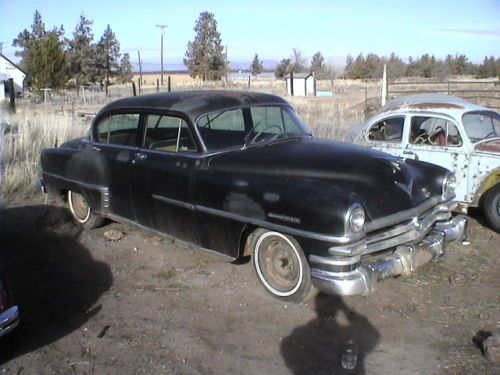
[103,230,124,241]
[484,333,500,363]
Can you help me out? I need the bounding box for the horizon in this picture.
[1,0,499,72]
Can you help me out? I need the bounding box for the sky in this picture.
[1,0,499,71]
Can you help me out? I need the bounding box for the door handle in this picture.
[134,152,147,160]
[403,150,418,160]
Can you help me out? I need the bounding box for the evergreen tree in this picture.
[184,11,226,81]
[310,51,326,78]
[118,53,133,83]
[250,53,263,77]
[274,58,291,79]
[67,15,97,85]
[96,24,121,87]
[12,11,65,89]
[26,32,68,89]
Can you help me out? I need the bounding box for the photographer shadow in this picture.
[281,293,379,375]
[0,204,113,363]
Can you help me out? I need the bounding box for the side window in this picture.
[367,117,404,143]
[197,109,246,151]
[96,114,139,146]
[251,107,284,133]
[145,115,197,152]
[410,116,462,147]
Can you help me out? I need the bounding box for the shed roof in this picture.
[97,90,290,121]
[0,54,27,75]
[285,72,313,79]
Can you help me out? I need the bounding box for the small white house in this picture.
[285,72,316,96]
[0,54,26,98]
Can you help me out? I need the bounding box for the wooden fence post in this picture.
[157,79,160,93]
[167,75,171,92]
[132,82,137,96]
[8,78,15,113]
[137,78,141,95]
[290,72,294,96]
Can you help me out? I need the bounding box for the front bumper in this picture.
[310,215,468,296]
[0,306,19,337]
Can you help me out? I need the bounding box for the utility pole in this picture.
[225,45,228,84]
[0,42,3,54]
[156,24,168,86]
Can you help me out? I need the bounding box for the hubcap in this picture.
[256,234,302,295]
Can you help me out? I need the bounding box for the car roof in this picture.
[377,94,492,117]
[97,90,290,121]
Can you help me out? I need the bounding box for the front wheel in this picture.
[68,190,104,229]
[251,229,315,303]
[482,184,500,233]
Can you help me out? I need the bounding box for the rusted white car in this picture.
[350,94,500,232]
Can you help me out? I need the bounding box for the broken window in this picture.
[409,116,462,147]
[367,117,404,142]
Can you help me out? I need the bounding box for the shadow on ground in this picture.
[0,205,112,364]
[281,293,379,375]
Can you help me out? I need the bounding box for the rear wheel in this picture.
[68,190,104,229]
[252,229,314,303]
[483,184,500,233]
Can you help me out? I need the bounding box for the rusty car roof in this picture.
[377,94,491,116]
[96,90,290,121]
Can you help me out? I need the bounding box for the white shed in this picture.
[0,54,26,97]
[285,72,316,96]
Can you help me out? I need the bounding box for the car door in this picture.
[361,115,407,158]
[93,112,141,220]
[403,114,470,203]
[131,112,200,244]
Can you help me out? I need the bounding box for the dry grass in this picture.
[1,105,89,196]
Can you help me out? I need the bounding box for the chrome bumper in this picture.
[0,306,19,337]
[310,215,468,296]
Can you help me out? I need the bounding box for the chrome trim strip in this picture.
[42,172,108,193]
[0,306,19,337]
[364,204,451,254]
[365,197,449,232]
[310,216,468,296]
[309,254,361,267]
[152,194,195,210]
[195,204,363,244]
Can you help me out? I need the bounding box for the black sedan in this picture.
[40,91,467,302]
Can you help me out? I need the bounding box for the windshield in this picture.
[197,105,310,152]
[462,111,500,143]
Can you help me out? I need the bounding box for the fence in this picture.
[387,80,500,110]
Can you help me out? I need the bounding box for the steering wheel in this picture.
[248,125,282,144]
[484,130,498,138]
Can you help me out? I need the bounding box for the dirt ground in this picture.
[0,194,499,375]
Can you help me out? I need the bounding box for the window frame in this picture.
[143,113,198,154]
[94,112,141,148]
[408,114,463,148]
[365,115,406,144]
[92,108,202,153]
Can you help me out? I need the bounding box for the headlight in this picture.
[346,204,365,234]
[442,173,457,199]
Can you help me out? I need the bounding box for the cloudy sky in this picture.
[1,0,499,70]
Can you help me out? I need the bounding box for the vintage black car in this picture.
[40,91,467,301]
[0,269,19,337]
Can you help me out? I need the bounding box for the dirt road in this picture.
[1,195,499,374]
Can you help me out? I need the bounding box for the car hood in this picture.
[207,138,447,221]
